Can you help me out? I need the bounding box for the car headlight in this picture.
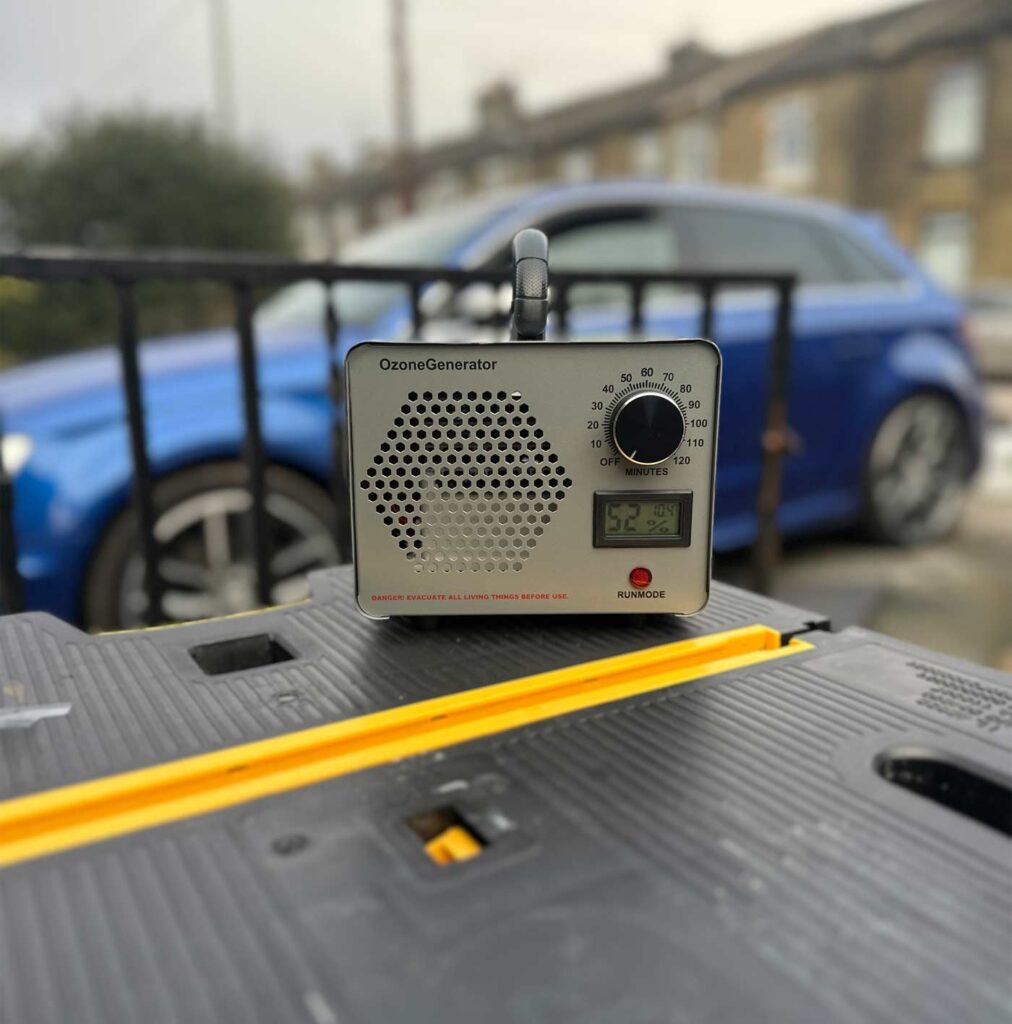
[0,434,33,477]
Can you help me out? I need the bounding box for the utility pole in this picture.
[207,0,237,138]
[390,0,415,214]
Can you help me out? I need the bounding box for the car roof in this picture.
[446,178,889,278]
[497,179,862,228]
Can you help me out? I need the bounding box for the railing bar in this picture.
[554,283,570,338]
[0,251,799,617]
[753,280,796,595]
[0,250,794,290]
[409,281,424,339]
[630,282,645,335]
[699,281,716,340]
[115,282,163,625]
[233,281,272,607]
[0,413,24,615]
[324,283,353,564]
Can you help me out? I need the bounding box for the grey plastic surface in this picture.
[0,568,822,798]
[0,571,1010,1023]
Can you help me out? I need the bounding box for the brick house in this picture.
[300,0,1012,291]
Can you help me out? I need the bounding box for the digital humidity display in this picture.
[603,499,681,538]
[593,491,693,548]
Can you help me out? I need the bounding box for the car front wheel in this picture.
[864,394,973,545]
[84,461,340,631]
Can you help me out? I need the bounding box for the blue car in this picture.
[0,182,983,629]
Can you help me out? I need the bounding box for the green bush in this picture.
[0,111,294,364]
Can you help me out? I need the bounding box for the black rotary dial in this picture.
[610,390,685,466]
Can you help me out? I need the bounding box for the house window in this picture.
[631,129,663,177]
[561,147,595,182]
[478,156,513,190]
[764,94,814,187]
[924,61,985,164]
[417,169,466,210]
[918,212,973,291]
[673,118,715,182]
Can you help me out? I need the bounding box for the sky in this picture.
[1,0,904,173]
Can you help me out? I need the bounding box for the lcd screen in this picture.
[593,491,693,548]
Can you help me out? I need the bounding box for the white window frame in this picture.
[561,147,595,182]
[923,61,986,165]
[417,169,466,210]
[918,211,973,292]
[631,129,663,177]
[764,94,814,188]
[477,155,513,190]
[673,117,715,182]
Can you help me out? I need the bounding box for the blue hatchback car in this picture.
[0,182,983,629]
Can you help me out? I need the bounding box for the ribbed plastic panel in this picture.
[0,618,1009,1023]
[0,569,822,798]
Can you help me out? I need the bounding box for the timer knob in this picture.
[610,390,685,466]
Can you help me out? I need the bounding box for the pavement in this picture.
[715,382,1012,670]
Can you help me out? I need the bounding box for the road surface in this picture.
[716,384,1012,669]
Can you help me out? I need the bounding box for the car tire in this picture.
[83,460,340,631]
[863,393,974,546]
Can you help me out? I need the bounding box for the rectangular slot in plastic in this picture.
[190,634,295,676]
[406,807,485,865]
[877,753,1012,837]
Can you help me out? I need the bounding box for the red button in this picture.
[629,567,652,589]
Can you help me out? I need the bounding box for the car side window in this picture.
[679,207,847,286]
[544,213,682,309]
[825,229,904,283]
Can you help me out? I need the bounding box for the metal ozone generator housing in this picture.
[347,338,721,617]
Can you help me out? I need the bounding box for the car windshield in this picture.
[255,195,511,331]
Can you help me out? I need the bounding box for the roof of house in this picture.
[741,0,1010,90]
[318,0,1008,205]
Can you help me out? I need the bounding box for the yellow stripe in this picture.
[0,625,811,868]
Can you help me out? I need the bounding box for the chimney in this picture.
[477,81,522,136]
[667,40,718,79]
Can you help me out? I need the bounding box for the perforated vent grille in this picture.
[360,389,572,573]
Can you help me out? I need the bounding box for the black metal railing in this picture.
[0,248,796,623]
